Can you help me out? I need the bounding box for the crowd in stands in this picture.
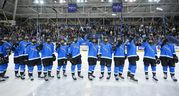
[0,23,178,45]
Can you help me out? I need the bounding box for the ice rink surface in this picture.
[0,51,179,96]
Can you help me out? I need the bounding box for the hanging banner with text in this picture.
[68,4,77,13]
[112,3,123,12]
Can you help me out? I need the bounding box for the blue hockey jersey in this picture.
[18,40,31,57]
[160,43,175,58]
[99,42,113,59]
[126,39,137,57]
[56,44,68,60]
[13,46,19,58]
[86,41,99,58]
[0,44,4,57]
[2,41,12,57]
[142,42,157,59]
[168,43,176,55]
[41,42,54,59]
[68,38,84,58]
[114,43,125,58]
[26,43,41,60]
[3,41,12,48]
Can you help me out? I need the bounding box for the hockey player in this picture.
[18,35,31,80]
[68,36,84,80]
[56,39,68,79]
[142,38,159,81]
[1,36,12,79]
[126,36,139,82]
[12,37,21,78]
[86,37,99,80]
[99,36,113,80]
[0,37,5,82]
[26,37,43,81]
[160,38,178,82]
[113,36,126,80]
[41,37,55,81]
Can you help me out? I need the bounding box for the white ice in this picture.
[0,51,179,96]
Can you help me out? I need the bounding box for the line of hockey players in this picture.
[0,34,178,82]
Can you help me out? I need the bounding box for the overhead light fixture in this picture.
[39,0,44,4]
[54,0,57,3]
[112,13,116,16]
[60,0,63,3]
[34,0,39,4]
[156,7,163,11]
[148,0,160,3]
[60,0,66,3]
[34,0,44,4]
[125,0,136,2]
[109,0,112,2]
[77,0,87,3]
[77,0,80,3]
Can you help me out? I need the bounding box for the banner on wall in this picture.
[68,4,77,13]
[112,3,123,12]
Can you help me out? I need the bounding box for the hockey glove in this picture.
[136,55,140,61]
[173,55,178,63]
[6,48,11,56]
[125,55,127,60]
[97,54,101,61]
[0,54,4,64]
[0,57,4,64]
[52,54,56,61]
[155,56,160,64]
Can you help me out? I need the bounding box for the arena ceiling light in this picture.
[124,0,136,2]
[77,0,87,3]
[148,0,160,3]
[34,0,39,4]
[53,0,57,3]
[109,0,113,2]
[34,0,44,5]
[156,7,163,11]
[59,0,66,3]
[112,13,117,16]
[39,0,44,4]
